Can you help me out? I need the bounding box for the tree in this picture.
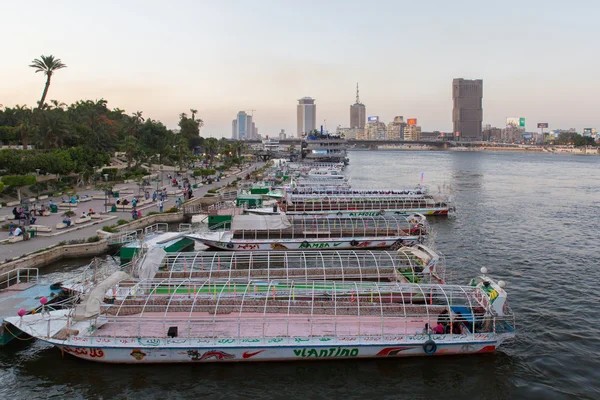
[203,137,219,166]
[29,55,67,110]
[1,175,36,202]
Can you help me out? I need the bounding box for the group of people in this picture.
[11,206,37,225]
[423,310,467,335]
[8,223,24,237]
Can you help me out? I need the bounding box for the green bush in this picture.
[165,207,179,213]
[87,235,100,243]
[116,219,129,226]
[1,223,10,230]
[56,241,67,246]
[68,238,85,245]
[101,225,118,233]
[207,189,218,194]
[146,211,160,216]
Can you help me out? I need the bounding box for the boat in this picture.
[5,268,514,363]
[185,214,428,251]
[248,196,452,217]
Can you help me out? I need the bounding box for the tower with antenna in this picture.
[350,83,366,129]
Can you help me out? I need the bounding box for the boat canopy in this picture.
[151,247,445,283]
[72,271,130,321]
[231,215,291,231]
[93,277,514,341]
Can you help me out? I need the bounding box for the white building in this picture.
[297,97,316,138]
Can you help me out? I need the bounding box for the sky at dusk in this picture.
[1,0,599,137]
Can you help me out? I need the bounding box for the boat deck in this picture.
[91,312,432,338]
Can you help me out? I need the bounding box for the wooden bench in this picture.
[0,215,7,222]
[92,195,106,200]
[8,235,23,243]
[79,197,93,203]
[38,195,49,200]
[91,214,102,219]
[58,204,78,209]
[6,201,20,207]
[56,223,68,229]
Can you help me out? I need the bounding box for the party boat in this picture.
[185,214,428,251]
[5,268,514,363]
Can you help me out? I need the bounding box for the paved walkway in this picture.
[0,162,264,261]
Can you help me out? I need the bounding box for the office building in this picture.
[404,124,422,141]
[452,78,483,140]
[350,83,366,129]
[364,117,386,140]
[297,97,316,137]
[232,111,256,140]
[386,116,405,140]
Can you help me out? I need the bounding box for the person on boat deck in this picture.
[13,226,22,236]
[452,312,464,334]
[433,322,445,334]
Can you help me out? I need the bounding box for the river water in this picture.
[1,150,599,399]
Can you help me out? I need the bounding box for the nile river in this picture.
[1,150,599,399]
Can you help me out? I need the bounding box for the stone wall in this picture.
[0,240,110,275]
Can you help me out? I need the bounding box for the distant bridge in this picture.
[243,139,451,148]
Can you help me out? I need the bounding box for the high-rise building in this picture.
[232,119,238,139]
[350,83,366,129]
[363,117,386,140]
[246,114,253,139]
[297,97,316,137]
[235,111,249,140]
[386,116,405,140]
[452,78,483,140]
[404,125,422,141]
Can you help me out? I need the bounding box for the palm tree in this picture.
[29,55,67,110]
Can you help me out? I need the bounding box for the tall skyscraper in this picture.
[350,83,366,129]
[231,119,238,139]
[452,78,483,140]
[246,114,253,139]
[236,111,248,140]
[297,97,316,137]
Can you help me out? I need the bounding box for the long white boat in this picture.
[6,268,514,363]
[248,197,452,217]
[186,214,428,251]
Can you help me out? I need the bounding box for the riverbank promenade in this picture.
[0,162,264,261]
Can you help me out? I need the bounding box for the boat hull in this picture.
[247,209,449,217]
[195,236,423,251]
[51,338,505,364]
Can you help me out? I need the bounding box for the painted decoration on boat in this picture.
[242,350,265,359]
[270,243,289,250]
[130,349,147,361]
[293,347,359,358]
[187,349,235,361]
[63,347,105,358]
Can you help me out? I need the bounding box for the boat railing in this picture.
[178,223,192,232]
[0,267,39,290]
[234,215,426,241]
[63,280,514,344]
[108,229,143,245]
[286,197,442,212]
[144,223,169,235]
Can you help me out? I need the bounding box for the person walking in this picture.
[159,199,163,213]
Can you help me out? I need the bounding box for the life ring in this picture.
[379,209,385,216]
[336,212,343,217]
[226,242,234,249]
[423,340,437,355]
[301,240,309,247]
[350,240,359,247]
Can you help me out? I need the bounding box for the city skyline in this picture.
[1,1,599,137]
